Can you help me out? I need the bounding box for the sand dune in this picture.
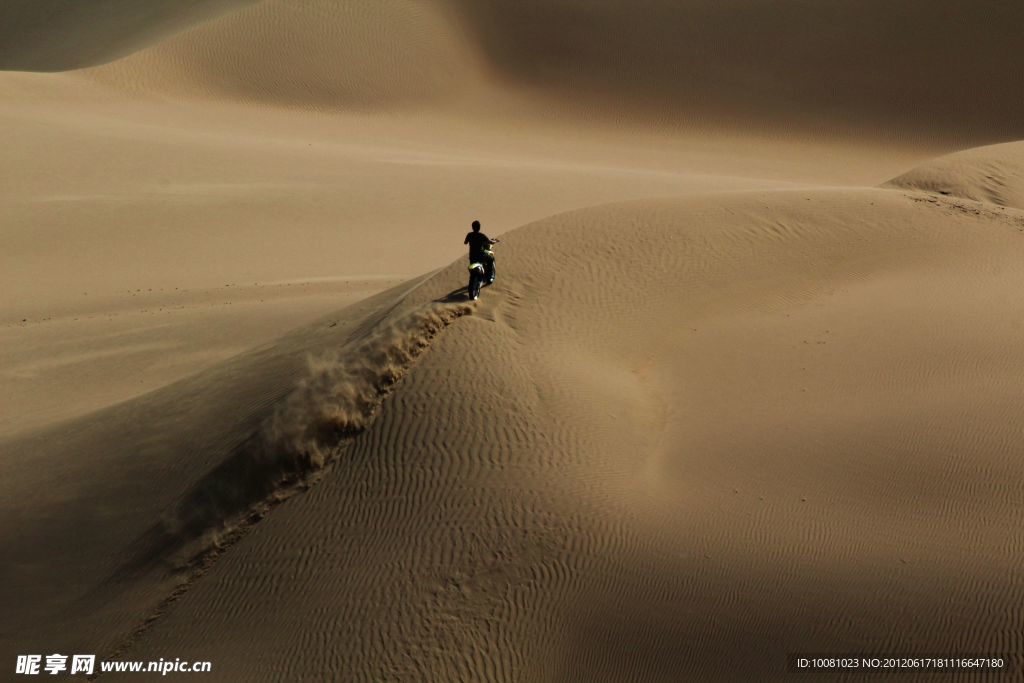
[3,0,1024,679]
[2,0,1011,141]
[886,140,1024,210]
[446,0,1024,140]
[0,0,258,71]
[79,0,483,107]
[4,154,1024,677]
[64,0,1024,141]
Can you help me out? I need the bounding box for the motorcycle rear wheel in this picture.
[468,272,482,300]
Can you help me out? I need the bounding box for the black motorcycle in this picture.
[467,246,496,301]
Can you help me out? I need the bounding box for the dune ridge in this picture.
[101,298,471,665]
[886,140,1024,210]
[130,299,472,575]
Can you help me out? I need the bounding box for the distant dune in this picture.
[886,140,1024,209]
[0,0,258,71]
[79,0,483,107]
[451,0,1024,139]
[2,0,1024,679]
[3,0,1020,138]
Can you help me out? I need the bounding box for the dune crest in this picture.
[129,300,471,574]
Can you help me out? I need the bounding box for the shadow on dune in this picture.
[436,286,472,304]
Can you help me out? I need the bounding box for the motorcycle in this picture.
[467,246,496,301]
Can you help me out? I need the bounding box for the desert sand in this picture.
[2,1,1023,680]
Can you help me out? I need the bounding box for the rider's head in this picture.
[471,220,481,232]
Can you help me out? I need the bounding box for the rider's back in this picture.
[465,231,491,261]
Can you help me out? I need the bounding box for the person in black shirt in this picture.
[465,219,497,260]
[464,220,499,283]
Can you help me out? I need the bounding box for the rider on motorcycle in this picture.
[465,220,499,285]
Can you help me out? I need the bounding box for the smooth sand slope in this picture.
[3,0,1024,679]
[4,146,1024,678]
